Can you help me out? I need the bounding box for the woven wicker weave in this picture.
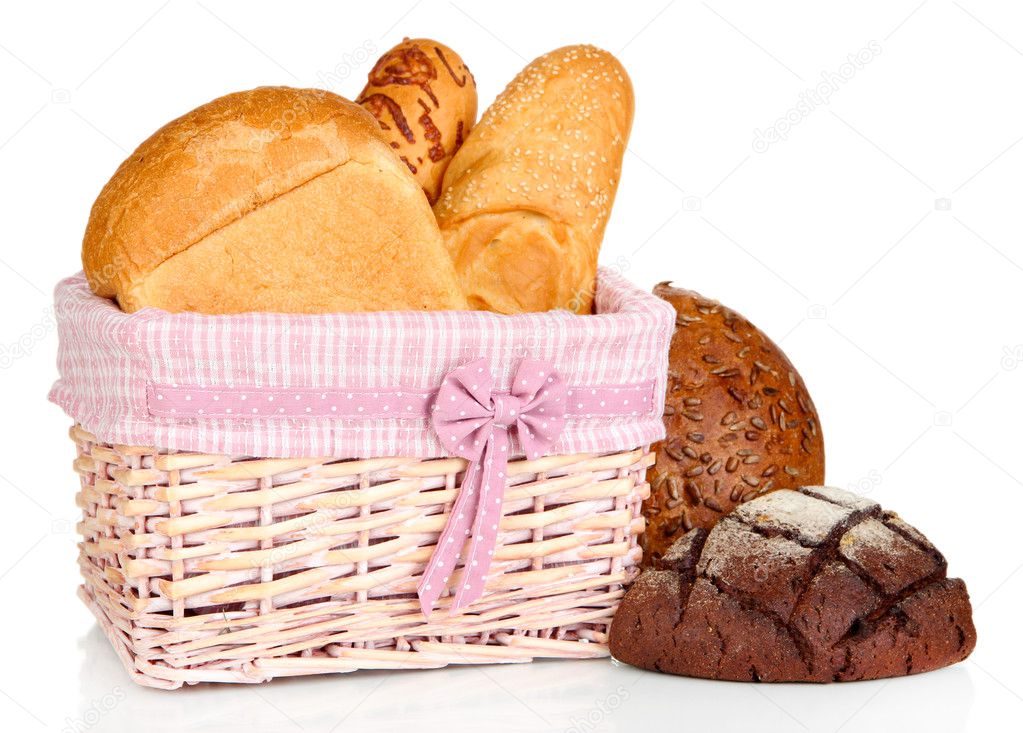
[70,424,652,688]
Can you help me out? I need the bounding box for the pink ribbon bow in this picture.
[418,357,567,616]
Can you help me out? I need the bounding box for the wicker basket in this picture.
[52,268,673,687]
[71,424,651,688]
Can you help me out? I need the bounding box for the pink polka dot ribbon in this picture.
[418,357,567,617]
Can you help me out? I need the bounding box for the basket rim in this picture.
[56,266,675,325]
[50,267,673,459]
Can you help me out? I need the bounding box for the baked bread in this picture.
[434,45,633,314]
[358,38,477,203]
[82,86,467,314]
[642,283,824,562]
[610,486,976,682]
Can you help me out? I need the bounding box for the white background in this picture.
[1,1,1021,731]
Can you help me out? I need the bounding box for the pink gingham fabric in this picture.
[49,268,674,459]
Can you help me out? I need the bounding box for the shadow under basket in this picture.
[71,424,652,689]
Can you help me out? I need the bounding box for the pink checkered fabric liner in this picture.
[49,268,674,459]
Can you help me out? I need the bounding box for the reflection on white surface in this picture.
[76,624,977,733]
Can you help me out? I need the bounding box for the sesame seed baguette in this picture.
[434,45,634,314]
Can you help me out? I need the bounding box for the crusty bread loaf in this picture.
[358,38,477,204]
[82,86,467,314]
[611,486,976,682]
[434,45,633,314]
[642,283,825,562]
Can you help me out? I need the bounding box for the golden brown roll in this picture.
[434,45,634,314]
[82,86,467,314]
[358,38,477,204]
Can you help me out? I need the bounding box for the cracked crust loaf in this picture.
[642,283,825,562]
[434,45,633,314]
[358,38,477,204]
[82,86,467,314]
[609,486,976,682]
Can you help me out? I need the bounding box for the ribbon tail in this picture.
[451,427,509,613]
[417,456,483,618]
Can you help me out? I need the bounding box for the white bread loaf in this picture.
[83,86,467,314]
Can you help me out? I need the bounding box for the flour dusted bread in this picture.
[82,86,467,314]
[434,45,633,314]
[359,38,477,203]
[610,487,976,682]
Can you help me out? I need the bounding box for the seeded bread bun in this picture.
[434,45,633,314]
[82,86,467,314]
[642,283,825,562]
[610,486,976,682]
[358,38,477,204]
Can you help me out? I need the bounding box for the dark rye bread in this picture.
[642,284,824,563]
[610,486,975,682]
